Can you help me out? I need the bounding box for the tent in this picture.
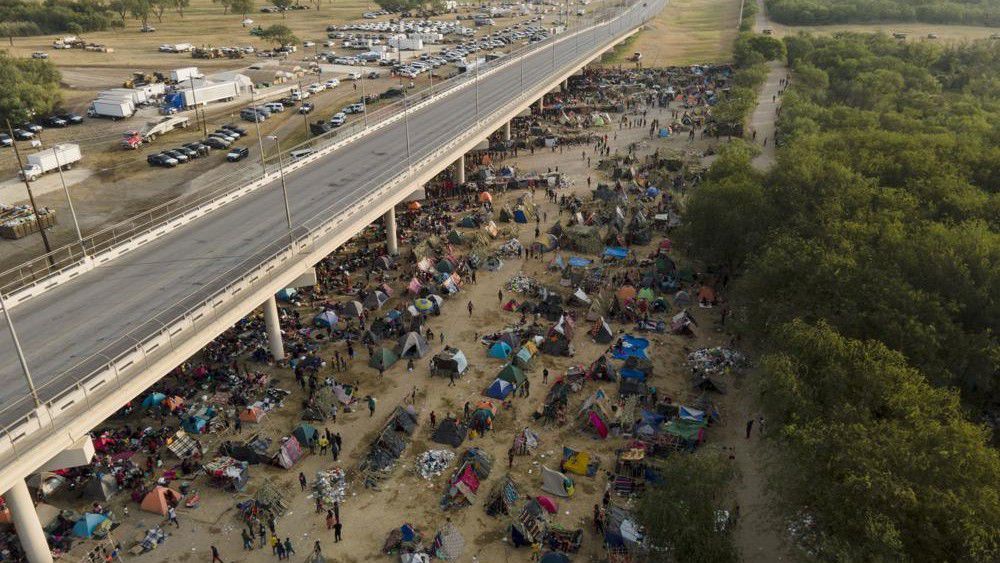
[513,209,528,223]
[276,287,297,302]
[239,405,266,423]
[433,521,465,560]
[163,395,184,412]
[447,230,465,245]
[141,392,166,408]
[497,364,527,387]
[513,345,535,370]
[292,423,318,446]
[479,191,493,203]
[562,447,599,476]
[497,331,521,349]
[364,290,390,311]
[485,475,519,517]
[616,285,637,302]
[535,495,558,514]
[397,331,430,358]
[484,378,514,399]
[540,554,570,563]
[593,317,614,343]
[273,435,303,469]
[29,472,66,498]
[605,504,644,552]
[432,418,468,448]
[470,405,497,433]
[167,429,199,458]
[72,513,109,538]
[182,415,208,434]
[637,287,655,302]
[342,300,365,317]
[369,347,399,370]
[431,347,468,377]
[488,341,513,359]
[436,258,455,274]
[140,486,182,515]
[540,466,574,497]
[541,315,575,356]
[314,310,339,328]
[414,298,434,312]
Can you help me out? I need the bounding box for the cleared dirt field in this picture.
[763,20,999,42]
[605,0,743,66]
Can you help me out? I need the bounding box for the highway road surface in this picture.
[0,1,660,429]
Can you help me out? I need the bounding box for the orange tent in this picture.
[479,191,493,203]
[239,405,265,423]
[697,286,716,304]
[140,486,182,516]
[408,201,422,211]
[616,285,637,301]
[164,396,184,412]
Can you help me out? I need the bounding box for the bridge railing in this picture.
[0,0,662,469]
[0,1,638,304]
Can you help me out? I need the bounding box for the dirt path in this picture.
[748,61,784,170]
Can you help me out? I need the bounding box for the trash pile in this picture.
[416,450,455,480]
[687,347,746,375]
[499,238,524,256]
[313,467,348,508]
[505,273,537,294]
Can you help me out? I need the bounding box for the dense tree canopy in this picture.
[765,0,1000,27]
[0,0,119,35]
[0,51,62,125]
[678,32,1000,560]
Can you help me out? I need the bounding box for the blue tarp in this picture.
[72,513,108,538]
[489,341,513,359]
[620,368,647,381]
[640,410,665,426]
[679,406,706,423]
[612,335,649,360]
[485,378,514,399]
[603,247,628,259]
[513,209,528,223]
[658,128,670,137]
[276,287,297,301]
[567,256,592,267]
[645,187,660,198]
[141,392,166,408]
[182,416,207,434]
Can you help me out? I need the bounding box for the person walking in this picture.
[318,434,329,455]
[508,447,515,468]
[467,301,474,317]
[167,506,179,528]
[258,523,267,549]
[331,439,340,461]
[333,501,340,523]
[333,520,343,543]
[745,418,754,439]
[298,472,307,491]
[211,545,224,563]
[283,538,295,558]
[448,371,456,387]
[542,368,548,384]
[241,529,253,551]
[497,289,503,305]
[275,540,286,560]
[430,411,437,426]
[270,534,279,555]
[367,395,377,417]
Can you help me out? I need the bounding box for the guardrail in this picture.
[0,2,638,306]
[0,0,662,470]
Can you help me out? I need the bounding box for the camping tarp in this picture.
[540,466,574,497]
[274,435,303,469]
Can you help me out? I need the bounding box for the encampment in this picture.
[397,331,430,358]
[369,347,399,371]
[140,486,182,515]
[540,466,574,497]
[432,418,469,448]
[431,347,469,377]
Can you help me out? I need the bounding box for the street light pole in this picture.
[402,92,412,170]
[360,71,369,128]
[0,291,40,408]
[52,150,83,247]
[267,136,293,237]
[250,88,266,177]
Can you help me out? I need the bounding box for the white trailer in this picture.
[176,81,241,107]
[135,82,166,99]
[89,98,135,119]
[170,66,201,83]
[103,88,148,105]
[388,36,424,50]
[19,144,82,182]
[140,116,190,141]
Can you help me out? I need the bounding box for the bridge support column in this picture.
[455,156,465,184]
[263,295,284,362]
[384,207,398,256]
[562,78,569,90]
[537,98,544,113]
[5,479,53,563]
[503,121,511,142]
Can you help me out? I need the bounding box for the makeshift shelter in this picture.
[588,355,617,381]
[292,423,318,447]
[72,513,109,538]
[485,378,514,399]
[488,340,513,359]
[140,486,182,515]
[561,447,599,476]
[497,363,527,387]
[431,347,468,377]
[273,435,303,469]
[83,473,118,501]
[342,300,365,317]
[276,288,297,302]
[592,317,614,343]
[578,389,613,439]
[605,504,644,553]
[397,332,430,358]
[513,344,536,370]
[314,310,339,328]
[540,466,574,497]
[433,522,465,560]
[540,553,571,563]
[469,402,498,433]
[513,427,540,455]
[561,225,603,254]
[364,290,390,311]
[141,392,166,409]
[512,499,548,547]
[239,405,266,423]
[432,418,468,448]
[369,347,399,371]
[203,456,250,492]
[541,315,575,356]
[485,475,520,516]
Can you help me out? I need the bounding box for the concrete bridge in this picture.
[0,2,662,559]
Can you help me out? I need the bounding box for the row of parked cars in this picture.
[146,124,249,167]
[0,113,85,146]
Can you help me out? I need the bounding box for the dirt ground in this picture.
[38,94,799,563]
[760,19,1000,41]
[603,0,743,67]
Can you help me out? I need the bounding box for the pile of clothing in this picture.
[416,450,455,480]
[686,347,746,375]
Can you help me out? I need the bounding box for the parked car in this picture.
[0,133,12,147]
[291,89,311,101]
[174,146,198,159]
[12,129,34,141]
[43,116,68,128]
[57,113,84,125]
[278,97,298,107]
[162,149,189,163]
[343,103,365,114]
[306,83,326,93]
[31,52,49,59]
[324,78,340,89]
[298,103,315,114]
[147,153,178,167]
[212,130,238,142]
[289,148,315,161]
[222,124,247,136]
[20,122,43,133]
[203,137,229,149]
[184,142,210,156]
[329,112,347,127]
[226,147,250,162]
[264,102,285,113]
[140,24,156,32]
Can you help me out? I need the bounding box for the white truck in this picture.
[89,98,135,119]
[102,88,150,106]
[170,66,201,83]
[19,144,82,182]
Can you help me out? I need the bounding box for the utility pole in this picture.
[250,88,267,177]
[188,75,208,138]
[6,120,54,264]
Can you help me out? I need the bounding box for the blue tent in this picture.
[645,187,660,198]
[72,513,108,538]
[620,368,647,382]
[276,288,297,302]
[658,128,670,137]
[182,416,207,434]
[567,256,591,268]
[141,392,166,408]
[603,247,629,259]
[488,341,513,359]
[314,310,339,328]
[485,378,514,399]
[679,406,706,423]
[401,524,417,542]
[514,346,533,365]
[513,209,528,223]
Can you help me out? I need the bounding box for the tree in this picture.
[174,0,190,17]
[109,0,134,24]
[212,0,231,14]
[259,24,297,46]
[151,0,168,22]
[130,0,152,27]
[638,453,738,563]
[0,21,41,46]
[229,0,254,16]
[0,53,62,126]
[271,0,292,17]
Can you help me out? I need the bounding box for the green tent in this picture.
[447,230,465,244]
[664,419,706,441]
[369,347,399,370]
[637,287,655,301]
[497,363,527,387]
